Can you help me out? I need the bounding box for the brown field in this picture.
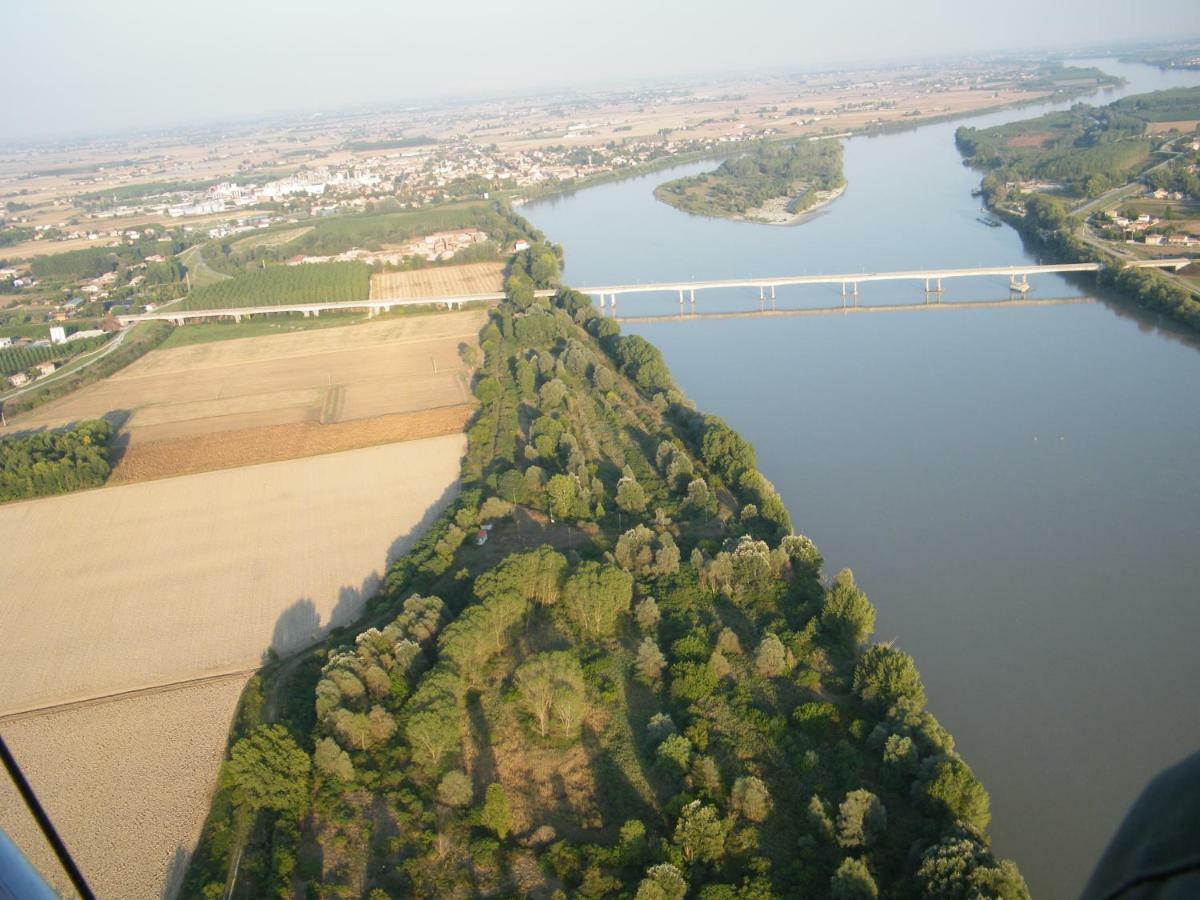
[0,675,251,900]
[1,309,483,479]
[1006,132,1054,148]
[0,434,466,715]
[370,261,506,299]
[1147,120,1200,134]
[111,404,474,481]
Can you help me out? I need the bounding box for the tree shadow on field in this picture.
[385,477,462,565]
[262,476,463,664]
[161,844,189,900]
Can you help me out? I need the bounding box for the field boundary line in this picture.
[0,668,259,723]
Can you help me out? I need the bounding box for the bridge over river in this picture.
[114,258,1190,326]
[579,258,1191,312]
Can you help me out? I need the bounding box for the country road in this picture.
[0,327,129,407]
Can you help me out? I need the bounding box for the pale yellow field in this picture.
[1,310,482,453]
[0,434,465,714]
[0,675,251,900]
[230,225,313,249]
[370,261,506,299]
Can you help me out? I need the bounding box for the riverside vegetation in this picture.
[183,238,1026,899]
[958,87,1200,332]
[655,141,845,223]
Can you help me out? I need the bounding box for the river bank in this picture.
[523,56,1200,899]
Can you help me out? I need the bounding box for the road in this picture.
[0,327,129,407]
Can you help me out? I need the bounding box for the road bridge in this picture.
[112,259,1191,326]
[114,290,556,326]
[579,258,1191,312]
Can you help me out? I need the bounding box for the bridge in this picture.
[578,258,1191,312]
[114,290,555,326]
[112,258,1191,326]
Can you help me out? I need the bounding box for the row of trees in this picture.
[180,260,370,310]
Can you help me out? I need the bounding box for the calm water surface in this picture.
[526,59,1200,898]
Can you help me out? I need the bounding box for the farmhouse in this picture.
[8,372,30,387]
[0,337,11,349]
[35,361,57,377]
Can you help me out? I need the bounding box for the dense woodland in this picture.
[184,242,1026,899]
[0,419,112,501]
[655,141,845,220]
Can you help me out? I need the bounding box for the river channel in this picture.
[525,58,1200,898]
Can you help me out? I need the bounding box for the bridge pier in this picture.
[689,289,695,314]
[770,284,776,310]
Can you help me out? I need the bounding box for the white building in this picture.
[49,326,67,345]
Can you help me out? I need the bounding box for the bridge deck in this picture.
[579,258,1190,296]
[114,258,1191,325]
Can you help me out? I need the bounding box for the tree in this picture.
[673,800,727,864]
[479,783,512,839]
[406,701,460,774]
[852,645,926,712]
[635,597,661,632]
[636,638,667,683]
[916,831,1029,899]
[313,736,354,783]
[686,477,711,511]
[515,651,584,737]
[821,569,876,648]
[755,634,789,677]
[562,561,633,639]
[437,770,474,808]
[731,776,772,822]
[636,863,687,900]
[616,474,649,514]
[546,474,579,520]
[836,789,887,848]
[831,857,879,899]
[921,756,991,832]
[226,725,310,816]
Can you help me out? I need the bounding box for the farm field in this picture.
[1,309,483,479]
[370,260,506,298]
[0,434,466,715]
[0,675,251,900]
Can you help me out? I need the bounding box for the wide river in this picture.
[525,59,1200,898]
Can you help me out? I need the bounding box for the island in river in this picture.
[654,139,846,224]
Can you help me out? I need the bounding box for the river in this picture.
[524,59,1200,898]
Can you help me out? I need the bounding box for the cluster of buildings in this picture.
[1101,209,1196,247]
[166,167,386,217]
[2,327,106,388]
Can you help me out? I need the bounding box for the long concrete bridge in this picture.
[578,258,1191,311]
[114,290,556,326]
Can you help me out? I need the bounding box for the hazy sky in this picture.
[5,0,1197,142]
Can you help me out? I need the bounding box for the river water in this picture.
[525,59,1200,898]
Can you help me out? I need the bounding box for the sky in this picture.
[4,0,1197,142]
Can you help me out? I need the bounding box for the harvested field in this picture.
[1,309,483,480]
[370,261,505,299]
[111,404,474,481]
[1147,119,1200,134]
[0,675,251,900]
[1005,132,1054,148]
[0,434,466,714]
[231,225,313,249]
